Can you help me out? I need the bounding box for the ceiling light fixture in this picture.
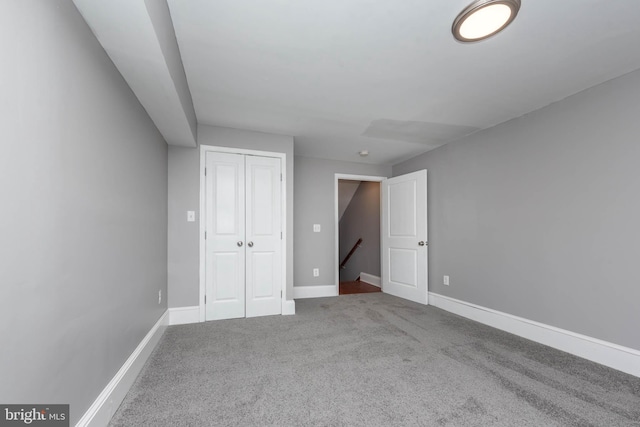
[452,0,521,43]
[359,150,369,157]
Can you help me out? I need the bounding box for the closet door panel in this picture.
[205,152,245,320]
[245,155,282,317]
[251,252,275,298]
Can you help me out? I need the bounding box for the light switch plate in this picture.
[313,224,321,232]
[187,211,195,222]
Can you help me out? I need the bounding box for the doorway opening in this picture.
[334,174,386,296]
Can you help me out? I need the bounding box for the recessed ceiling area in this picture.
[78,0,640,164]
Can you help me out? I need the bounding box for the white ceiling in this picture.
[81,1,640,165]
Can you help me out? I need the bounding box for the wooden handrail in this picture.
[340,238,363,270]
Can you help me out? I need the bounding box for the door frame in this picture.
[199,145,288,322]
[334,173,387,296]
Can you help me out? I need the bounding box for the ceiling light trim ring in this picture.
[452,0,521,43]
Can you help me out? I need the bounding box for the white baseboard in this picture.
[76,310,169,427]
[171,301,294,321]
[282,299,296,315]
[429,292,640,378]
[359,272,381,287]
[293,285,337,299]
[169,306,200,325]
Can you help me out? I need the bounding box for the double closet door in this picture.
[204,151,282,320]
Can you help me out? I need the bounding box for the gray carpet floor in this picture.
[110,293,640,426]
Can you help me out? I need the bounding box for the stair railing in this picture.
[340,238,363,270]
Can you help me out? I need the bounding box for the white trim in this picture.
[282,299,296,315]
[429,292,640,378]
[359,272,381,287]
[199,146,206,322]
[199,145,289,322]
[169,306,200,325]
[334,174,386,296]
[76,311,169,427]
[293,285,337,299]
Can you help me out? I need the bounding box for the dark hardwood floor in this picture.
[339,280,382,295]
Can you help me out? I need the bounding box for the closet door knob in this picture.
[237,241,243,247]
[247,241,254,247]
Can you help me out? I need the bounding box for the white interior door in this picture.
[205,152,246,320]
[381,170,428,304]
[245,155,282,317]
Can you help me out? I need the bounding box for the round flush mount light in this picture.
[359,150,369,157]
[452,0,521,43]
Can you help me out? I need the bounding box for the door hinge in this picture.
[205,168,207,176]
[281,231,283,239]
[204,295,206,304]
[281,290,282,297]
[280,173,283,182]
[205,231,207,240]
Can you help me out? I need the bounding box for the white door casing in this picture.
[205,152,246,320]
[381,170,428,304]
[245,155,282,317]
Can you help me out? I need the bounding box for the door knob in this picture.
[248,241,254,247]
[418,241,427,246]
[237,241,243,247]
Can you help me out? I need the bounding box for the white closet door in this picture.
[205,152,246,320]
[245,155,282,317]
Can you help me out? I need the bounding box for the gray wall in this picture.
[168,125,294,307]
[0,1,168,424]
[394,69,640,350]
[339,182,381,281]
[338,180,361,219]
[294,156,391,287]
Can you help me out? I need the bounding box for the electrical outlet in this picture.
[187,211,195,222]
[313,268,320,277]
[313,224,321,232]
[443,275,450,286]
[158,290,162,304]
